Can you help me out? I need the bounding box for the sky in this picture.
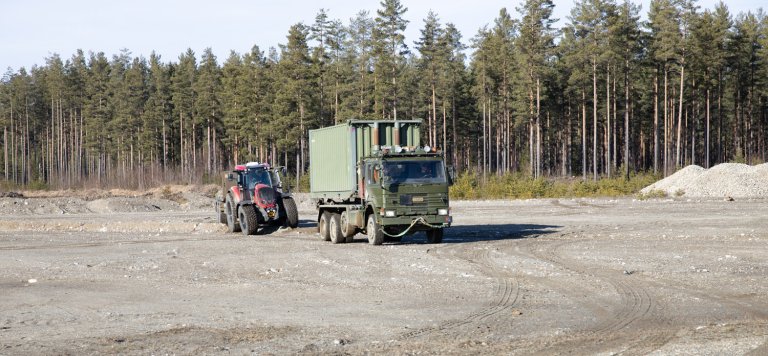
[0,0,759,71]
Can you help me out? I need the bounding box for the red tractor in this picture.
[215,162,299,235]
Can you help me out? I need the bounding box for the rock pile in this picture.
[642,163,768,198]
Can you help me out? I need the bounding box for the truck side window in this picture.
[366,164,378,184]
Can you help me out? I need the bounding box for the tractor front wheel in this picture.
[282,197,299,228]
[239,205,259,236]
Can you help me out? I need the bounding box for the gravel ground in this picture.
[642,163,768,198]
[1,192,767,354]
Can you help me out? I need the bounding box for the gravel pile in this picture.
[642,163,768,198]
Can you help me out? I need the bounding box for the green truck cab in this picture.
[309,120,452,245]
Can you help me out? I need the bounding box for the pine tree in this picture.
[373,0,409,119]
[171,49,196,180]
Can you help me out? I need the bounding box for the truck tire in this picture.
[225,194,241,233]
[340,211,356,243]
[239,205,259,236]
[318,211,332,241]
[329,213,345,244]
[426,228,443,244]
[366,214,384,245]
[282,197,299,228]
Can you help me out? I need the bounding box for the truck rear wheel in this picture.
[239,205,259,236]
[426,229,443,244]
[318,212,332,241]
[340,211,356,243]
[225,195,241,233]
[282,197,299,228]
[329,213,345,244]
[366,214,384,245]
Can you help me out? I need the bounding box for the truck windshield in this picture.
[382,160,446,184]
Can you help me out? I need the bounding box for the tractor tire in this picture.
[282,197,299,228]
[225,195,241,233]
[426,229,443,244]
[340,211,356,243]
[318,212,332,241]
[239,205,259,236]
[329,213,346,244]
[216,200,227,224]
[366,214,384,245]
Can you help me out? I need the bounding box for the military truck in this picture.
[215,162,299,235]
[309,120,452,245]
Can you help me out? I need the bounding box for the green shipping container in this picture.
[309,120,421,200]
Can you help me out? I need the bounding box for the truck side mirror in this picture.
[447,165,456,186]
[226,173,237,182]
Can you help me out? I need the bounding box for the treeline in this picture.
[1,0,767,190]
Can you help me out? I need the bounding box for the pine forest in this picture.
[2,0,768,190]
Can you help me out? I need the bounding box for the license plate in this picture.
[413,196,424,203]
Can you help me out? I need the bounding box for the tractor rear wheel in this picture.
[318,212,332,241]
[225,194,241,233]
[216,200,227,224]
[239,205,259,236]
[329,213,345,244]
[282,197,299,228]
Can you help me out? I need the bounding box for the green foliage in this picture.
[1,0,767,192]
[637,189,668,200]
[450,171,660,199]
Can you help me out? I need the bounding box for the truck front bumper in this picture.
[380,214,452,228]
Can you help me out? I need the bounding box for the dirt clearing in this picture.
[1,192,767,354]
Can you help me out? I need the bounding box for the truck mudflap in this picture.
[379,216,452,238]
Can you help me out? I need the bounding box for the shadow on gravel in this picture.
[400,224,561,244]
[295,219,559,244]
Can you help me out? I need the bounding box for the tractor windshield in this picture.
[382,160,446,184]
[245,169,272,191]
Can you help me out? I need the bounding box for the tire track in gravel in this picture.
[518,237,675,354]
[398,243,522,340]
[0,234,254,251]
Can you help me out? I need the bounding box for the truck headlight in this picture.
[437,208,449,216]
[385,210,397,217]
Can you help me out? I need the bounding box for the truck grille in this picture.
[397,194,442,206]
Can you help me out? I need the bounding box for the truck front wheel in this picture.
[426,229,443,244]
[366,215,384,245]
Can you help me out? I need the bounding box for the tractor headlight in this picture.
[437,208,449,216]
[384,210,397,217]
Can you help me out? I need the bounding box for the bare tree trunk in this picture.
[536,77,541,178]
[593,59,598,181]
[625,58,630,180]
[606,66,611,178]
[654,67,659,174]
[663,64,669,177]
[676,61,685,169]
[582,90,587,180]
[179,112,184,177]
